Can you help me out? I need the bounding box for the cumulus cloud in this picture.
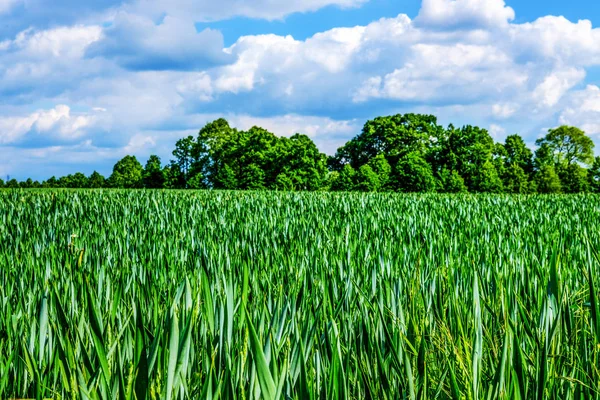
[226,114,360,153]
[0,0,20,15]
[508,17,600,66]
[0,25,106,100]
[4,0,600,178]
[86,13,233,71]
[559,85,600,137]
[532,68,586,108]
[353,43,526,103]
[0,105,97,144]
[9,25,103,58]
[416,0,515,30]
[125,0,368,22]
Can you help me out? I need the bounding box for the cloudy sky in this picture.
[2,0,600,180]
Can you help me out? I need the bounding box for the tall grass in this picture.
[0,190,599,399]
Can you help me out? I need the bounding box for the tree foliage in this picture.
[6,116,599,194]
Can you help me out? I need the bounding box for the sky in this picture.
[2,0,600,180]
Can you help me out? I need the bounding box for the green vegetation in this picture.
[6,114,600,194]
[1,190,600,399]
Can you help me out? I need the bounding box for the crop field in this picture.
[0,190,599,399]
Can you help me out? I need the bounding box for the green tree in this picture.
[355,164,380,192]
[88,171,106,188]
[212,163,238,190]
[330,114,443,171]
[367,154,391,190]
[535,126,595,167]
[172,136,198,188]
[42,177,58,188]
[20,178,34,188]
[589,157,600,193]
[70,173,89,188]
[331,164,356,191]
[503,134,534,174]
[437,169,468,193]
[394,152,436,193]
[187,173,205,189]
[497,135,535,193]
[534,165,562,194]
[502,163,531,194]
[558,164,590,193]
[472,160,504,193]
[6,179,19,188]
[275,134,328,191]
[240,164,265,190]
[274,173,294,191]
[107,155,143,188]
[440,125,497,192]
[143,155,165,189]
[197,119,237,187]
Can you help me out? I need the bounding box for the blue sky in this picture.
[1,0,600,180]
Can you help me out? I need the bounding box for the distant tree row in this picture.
[3,115,600,193]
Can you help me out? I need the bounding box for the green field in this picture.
[1,190,599,399]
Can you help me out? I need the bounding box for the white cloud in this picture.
[0,0,20,14]
[126,0,368,21]
[5,0,600,178]
[532,67,586,108]
[0,25,107,99]
[559,85,600,137]
[489,124,506,140]
[353,43,526,102]
[416,0,515,29]
[0,105,97,144]
[12,25,102,58]
[509,16,600,66]
[87,13,232,70]
[124,134,156,152]
[229,114,358,136]
[492,103,518,119]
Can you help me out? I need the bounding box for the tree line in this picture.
[4,114,600,193]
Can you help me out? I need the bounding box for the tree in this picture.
[6,179,19,188]
[42,177,58,188]
[437,169,467,193]
[534,165,562,194]
[558,164,590,193]
[107,155,143,188]
[275,134,328,191]
[331,164,356,191]
[535,126,595,167]
[143,155,165,189]
[440,125,497,192]
[589,157,600,193]
[187,173,205,189]
[64,173,88,188]
[0,178,4,188]
[212,163,238,190]
[503,134,534,175]
[239,164,265,190]
[172,136,198,188]
[502,163,531,194]
[367,154,391,191]
[355,165,380,192]
[329,114,443,171]
[472,160,504,193]
[394,152,436,193]
[274,173,294,191]
[197,119,236,187]
[496,135,535,193]
[88,171,106,188]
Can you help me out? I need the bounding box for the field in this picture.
[1,190,599,399]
